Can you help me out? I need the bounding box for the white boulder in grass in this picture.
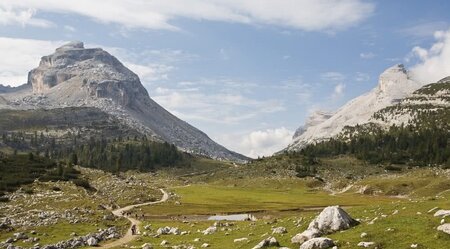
[437,223,450,235]
[292,206,359,244]
[300,238,335,249]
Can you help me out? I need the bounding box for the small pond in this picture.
[207,214,257,221]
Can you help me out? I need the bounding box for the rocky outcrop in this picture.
[1,227,119,249]
[3,41,247,162]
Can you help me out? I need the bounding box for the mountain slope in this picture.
[287,64,423,151]
[0,41,247,162]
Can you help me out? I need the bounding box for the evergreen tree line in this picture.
[0,132,188,172]
[61,137,186,172]
[299,112,450,167]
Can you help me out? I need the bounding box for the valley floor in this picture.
[0,161,449,249]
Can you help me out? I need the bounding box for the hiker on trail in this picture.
[131,224,136,235]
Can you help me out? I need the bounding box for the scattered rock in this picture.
[202,226,217,235]
[357,242,375,247]
[437,223,450,235]
[14,232,28,240]
[234,238,249,243]
[252,236,279,249]
[141,243,153,249]
[201,243,210,248]
[291,229,321,244]
[360,232,368,238]
[434,210,450,217]
[410,244,418,248]
[300,238,335,249]
[161,240,169,246]
[272,226,287,234]
[427,207,439,213]
[86,237,98,246]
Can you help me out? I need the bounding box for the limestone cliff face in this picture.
[21,42,248,162]
[286,64,424,151]
[28,41,146,107]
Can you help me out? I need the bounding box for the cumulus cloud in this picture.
[0,6,55,28]
[217,127,294,158]
[410,29,450,83]
[0,37,65,86]
[1,0,374,32]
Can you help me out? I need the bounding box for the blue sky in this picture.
[1,0,450,157]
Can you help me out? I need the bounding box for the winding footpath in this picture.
[97,189,169,249]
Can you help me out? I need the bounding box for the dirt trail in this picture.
[97,189,169,248]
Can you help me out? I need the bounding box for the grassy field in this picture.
[130,193,449,249]
[141,178,394,216]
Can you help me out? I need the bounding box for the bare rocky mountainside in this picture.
[286,64,427,151]
[0,41,247,162]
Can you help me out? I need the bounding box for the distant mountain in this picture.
[286,64,424,151]
[0,41,247,162]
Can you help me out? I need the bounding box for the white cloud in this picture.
[63,25,76,32]
[153,88,284,124]
[217,127,294,158]
[354,72,370,82]
[0,37,65,86]
[0,6,55,28]
[321,71,346,82]
[1,0,374,32]
[359,52,376,59]
[332,83,345,99]
[410,29,450,83]
[400,21,449,38]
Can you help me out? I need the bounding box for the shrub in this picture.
[72,179,92,190]
[51,186,61,192]
[384,165,402,171]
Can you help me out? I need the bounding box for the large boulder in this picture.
[292,206,358,244]
[307,206,359,233]
[300,238,335,249]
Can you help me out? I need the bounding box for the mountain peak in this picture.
[21,42,248,162]
[56,41,85,51]
[377,64,409,93]
[286,64,424,152]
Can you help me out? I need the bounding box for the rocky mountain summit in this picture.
[286,64,424,151]
[0,41,247,162]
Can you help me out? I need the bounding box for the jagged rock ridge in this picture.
[287,64,424,151]
[0,41,247,162]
